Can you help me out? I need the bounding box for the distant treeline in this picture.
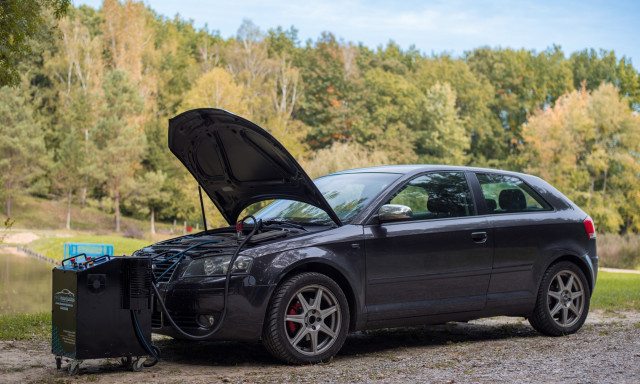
[0,0,639,233]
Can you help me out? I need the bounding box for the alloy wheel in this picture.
[546,270,585,328]
[284,284,342,356]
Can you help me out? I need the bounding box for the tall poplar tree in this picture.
[93,70,145,232]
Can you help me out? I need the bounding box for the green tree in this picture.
[122,171,170,234]
[570,49,640,110]
[355,67,422,163]
[465,47,574,165]
[417,82,469,164]
[0,0,70,86]
[267,26,300,59]
[362,41,421,76]
[53,126,85,229]
[412,56,501,163]
[295,33,353,148]
[93,70,145,232]
[0,86,47,216]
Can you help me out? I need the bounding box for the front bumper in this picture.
[153,275,275,341]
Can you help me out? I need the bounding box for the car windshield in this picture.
[254,172,400,225]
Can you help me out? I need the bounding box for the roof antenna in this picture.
[198,185,207,232]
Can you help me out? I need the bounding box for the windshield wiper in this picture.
[261,219,308,231]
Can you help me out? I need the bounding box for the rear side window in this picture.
[388,172,474,220]
[476,173,552,214]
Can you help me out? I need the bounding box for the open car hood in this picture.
[168,109,342,226]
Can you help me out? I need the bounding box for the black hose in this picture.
[152,215,259,340]
[130,310,160,362]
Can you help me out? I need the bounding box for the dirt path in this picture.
[1,310,638,384]
[2,232,40,244]
[600,267,640,274]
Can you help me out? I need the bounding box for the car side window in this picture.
[388,172,474,220]
[476,173,552,214]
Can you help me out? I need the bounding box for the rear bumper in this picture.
[152,275,275,341]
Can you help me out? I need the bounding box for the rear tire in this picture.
[529,261,590,336]
[262,272,349,364]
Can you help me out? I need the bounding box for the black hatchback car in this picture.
[134,108,598,364]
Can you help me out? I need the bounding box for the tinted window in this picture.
[476,173,552,214]
[388,172,474,220]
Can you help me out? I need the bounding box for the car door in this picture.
[473,172,557,308]
[363,172,493,322]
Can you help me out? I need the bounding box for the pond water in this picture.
[0,248,52,314]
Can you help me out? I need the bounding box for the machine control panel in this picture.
[58,254,112,271]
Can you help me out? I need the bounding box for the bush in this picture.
[123,226,143,239]
[598,234,640,269]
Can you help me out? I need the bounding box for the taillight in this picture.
[584,217,596,239]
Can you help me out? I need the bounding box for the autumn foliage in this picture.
[1,1,639,234]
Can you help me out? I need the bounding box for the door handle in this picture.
[471,231,488,243]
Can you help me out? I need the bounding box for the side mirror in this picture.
[378,204,413,223]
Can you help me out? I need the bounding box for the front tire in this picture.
[262,272,349,364]
[529,261,591,336]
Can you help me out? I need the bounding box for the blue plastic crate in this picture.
[64,243,114,259]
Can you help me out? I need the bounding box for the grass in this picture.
[28,235,153,262]
[591,271,640,311]
[0,312,51,341]
[0,194,173,233]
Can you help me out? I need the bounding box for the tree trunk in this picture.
[66,189,72,230]
[150,206,155,235]
[115,176,121,232]
[602,168,608,200]
[81,129,88,208]
[5,193,10,218]
[81,184,87,209]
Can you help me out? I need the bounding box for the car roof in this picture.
[328,164,535,179]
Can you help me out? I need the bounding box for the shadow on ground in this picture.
[148,320,541,368]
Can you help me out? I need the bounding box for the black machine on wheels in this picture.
[52,255,159,375]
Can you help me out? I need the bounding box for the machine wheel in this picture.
[55,356,62,370]
[132,357,146,372]
[262,272,349,364]
[67,360,81,375]
[143,345,161,367]
[120,356,132,367]
[529,261,590,336]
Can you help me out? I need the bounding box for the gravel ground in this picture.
[1,310,638,384]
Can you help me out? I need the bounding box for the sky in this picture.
[74,0,640,68]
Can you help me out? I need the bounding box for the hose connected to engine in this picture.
[151,215,259,340]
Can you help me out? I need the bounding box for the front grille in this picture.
[150,311,199,329]
[170,311,198,328]
[152,258,178,283]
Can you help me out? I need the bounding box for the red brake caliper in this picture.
[287,302,302,334]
